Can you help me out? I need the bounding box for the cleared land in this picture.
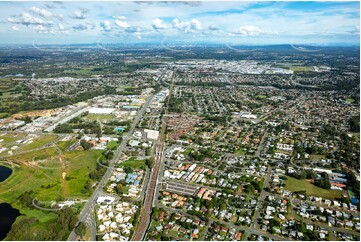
[284,175,346,199]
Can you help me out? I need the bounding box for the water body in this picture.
[0,165,12,183]
[0,203,21,240]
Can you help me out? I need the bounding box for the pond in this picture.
[0,165,12,183]
[0,203,21,240]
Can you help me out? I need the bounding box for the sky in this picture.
[0,1,359,46]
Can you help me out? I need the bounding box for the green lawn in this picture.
[84,113,115,121]
[234,149,246,155]
[183,148,193,156]
[106,141,119,150]
[289,66,314,72]
[309,154,327,161]
[118,157,146,170]
[345,98,355,103]
[255,94,267,99]
[284,175,346,199]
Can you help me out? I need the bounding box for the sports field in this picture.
[284,175,346,199]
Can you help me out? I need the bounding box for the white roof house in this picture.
[144,129,159,140]
[99,225,106,232]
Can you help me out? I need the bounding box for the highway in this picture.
[67,92,156,241]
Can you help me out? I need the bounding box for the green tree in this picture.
[146,157,154,169]
[75,222,87,237]
[116,183,124,195]
[315,178,331,189]
[80,140,92,150]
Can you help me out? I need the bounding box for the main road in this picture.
[67,92,156,241]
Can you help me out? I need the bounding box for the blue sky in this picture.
[0,1,359,46]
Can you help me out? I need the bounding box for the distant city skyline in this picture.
[0,1,359,46]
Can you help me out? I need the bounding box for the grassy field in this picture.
[309,154,327,161]
[0,133,27,144]
[0,143,103,240]
[62,67,107,77]
[19,135,58,152]
[0,134,57,158]
[1,143,102,201]
[234,149,246,155]
[57,139,77,152]
[0,133,27,156]
[106,141,118,150]
[0,161,61,203]
[118,157,146,170]
[345,98,355,103]
[64,149,103,198]
[255,94,267,99]
[8,147,58,162]
[84,113,115,121]
[183,148,193,156]
[289,66,314,72]
[284,175,346,199]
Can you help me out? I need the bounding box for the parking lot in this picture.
[163,181,199,196]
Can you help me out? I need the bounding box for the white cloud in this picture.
[71,11,85,19]
[125,26,142,33]
[72,24,88,32]
[172,18,202,32]
[11,26,20,31]
[191,19,202,30]
[30,24,51,34]
[70,8,88,19]
[172,19,187,31]
[29,6,63,20]
[238,25,262,36]
[237,25,278,36]
[100,20,112,31]
[7,12,53,26]
[152,18,167,31]
[348,25,360,35]
[208,24,219,31]
[58,23,65,30]
[115,16,126,20]
[115,19,130,28]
